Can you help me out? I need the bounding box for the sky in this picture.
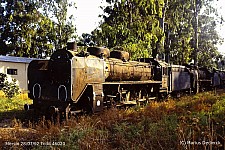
[214,0,225,54]
[73,0,106,36]
[73,0,225,53]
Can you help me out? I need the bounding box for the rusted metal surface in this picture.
[105,58,152,81]
[104,80,161,84]
[91,83,104,112]
[110,50,130,61]
[71,56,105,102]
[87,47,110,58]
[162,75,168,90]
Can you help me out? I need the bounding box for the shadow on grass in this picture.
[0,109,33,127]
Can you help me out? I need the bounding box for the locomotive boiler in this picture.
[25,44,161,120]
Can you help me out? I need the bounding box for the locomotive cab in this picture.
[137,58,169,94]
[157,61,169,93]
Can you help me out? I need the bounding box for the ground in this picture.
[0,90,225,149]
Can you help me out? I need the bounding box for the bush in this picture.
[0,73,7,89]
[0,73,19,99]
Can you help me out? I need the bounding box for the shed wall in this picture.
[0,61,29,91]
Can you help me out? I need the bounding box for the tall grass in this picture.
[1,91,225,149]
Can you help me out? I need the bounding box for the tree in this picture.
[38,0,76,49]
[94,0,223,67]
[0,0,76,58]
[0,73,19,99]
[165,0,223,67]
[94,0,164,60]
[0,0,55,57]
[197,13,223,68]
[164,0,194,64]
[77,33,96,46]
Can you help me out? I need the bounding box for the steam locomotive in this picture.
[24,42,225,121]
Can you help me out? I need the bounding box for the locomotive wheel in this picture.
[50,111,71,124]
[158,92,169,100]
[30,109,41,123]
[171,92,181,98]
[176,92,181,98]
[50,111,60,125]
[137,89,148,105]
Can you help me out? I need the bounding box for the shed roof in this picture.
[0,55,38,63]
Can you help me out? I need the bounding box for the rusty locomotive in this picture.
[24,43,225,120]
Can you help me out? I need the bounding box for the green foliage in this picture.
[93,0,223,65]
[0,93,31,113]
[197,14,223,68]
[109,114,177,149]
[0,73,7,88]
[38,0,76,50]
[0,0,76,58]
[166,0,223,66]
[58,127,93,150]
[0,73,19,99]
[2,79,19,99]
[77,33,96,46]
[211,96,225,120]
[93,0,164,60]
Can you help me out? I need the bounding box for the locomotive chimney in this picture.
[67,42,77,51]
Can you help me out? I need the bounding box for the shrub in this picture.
[0,73,19,99]
[0,73,7,89]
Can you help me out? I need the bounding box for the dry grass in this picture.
[1,91,225,149]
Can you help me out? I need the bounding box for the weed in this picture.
[2,91,225,149]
